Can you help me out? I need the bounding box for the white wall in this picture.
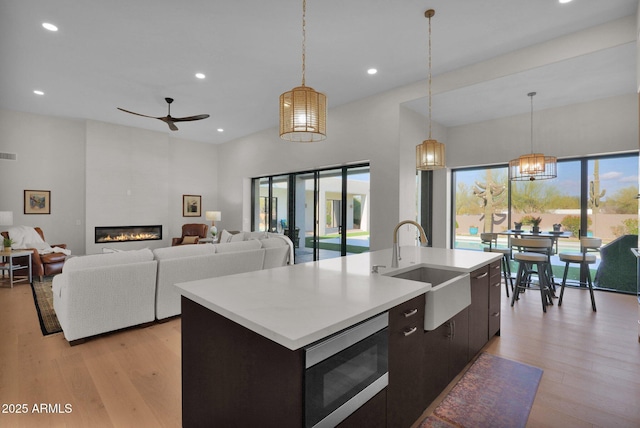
[216,88,412,251]
[446,93,638,168]
[0,109,86,254]
[0,111,218,255]
[84,121,218,254]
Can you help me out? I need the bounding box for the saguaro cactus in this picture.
[589,159,606,236]
[589,159,605,214]
[473,169,506,233]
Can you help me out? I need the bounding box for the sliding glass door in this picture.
[252,164,370,263]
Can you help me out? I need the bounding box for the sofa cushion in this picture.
[245,231,268,240]
[153,243,216,260]
[219,229,245,243]
[63,248,154,273]
[213,239,262,253]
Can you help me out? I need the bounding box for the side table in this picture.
[0,249,33,288]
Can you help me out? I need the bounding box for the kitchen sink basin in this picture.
[391,266,471,331]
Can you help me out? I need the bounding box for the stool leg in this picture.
[501,255,510,298]
[536,262,547,313]
[559,261,569,306]
[511,262,525,307]
[586,267,597,312]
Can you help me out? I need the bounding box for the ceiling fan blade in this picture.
[117,107,161,119]
[159,117,179,131]
[172,114,210,122]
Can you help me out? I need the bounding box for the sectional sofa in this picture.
[52,232,293,344]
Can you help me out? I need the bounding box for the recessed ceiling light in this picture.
[559,0,572,3]
[217,128,224,133]
[42,22,58,32]
[367,68,378,75]
[33,90,44,95]
[195,73,206,79]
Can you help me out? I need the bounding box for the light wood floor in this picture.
[1,280,639,427]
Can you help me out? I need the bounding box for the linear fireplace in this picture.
[95,225,162,243]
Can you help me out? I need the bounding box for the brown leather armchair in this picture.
[1,227,67,282]
[172,223,209,246]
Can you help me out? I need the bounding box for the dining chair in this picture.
[480,233,513,297]
[557,237,601,312]
[510,237,554,312]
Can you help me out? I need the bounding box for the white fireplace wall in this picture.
[85,120,218,255]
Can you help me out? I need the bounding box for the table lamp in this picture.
[0,211,13,227]
[205,211,221,237]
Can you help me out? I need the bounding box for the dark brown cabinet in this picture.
[422,307,470,406]
[180,260,501,428]
[387,294,426,428]
[488,260,502,338]
[468,265,490,358]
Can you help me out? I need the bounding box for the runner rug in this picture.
[419,352,543,428]
[30,280,62,335]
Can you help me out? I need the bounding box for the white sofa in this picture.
[52,248,158,343]
[51,233,293,343]
[154,233,293,320]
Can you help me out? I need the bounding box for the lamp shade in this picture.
[205,211,221,222]
[0,211,13,226]
[509,154,557,181]
[279,86,327,142]
[416,139,445,170]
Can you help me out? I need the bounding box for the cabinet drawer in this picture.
[388,294,424,339]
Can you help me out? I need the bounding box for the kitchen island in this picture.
[176,246,502,427]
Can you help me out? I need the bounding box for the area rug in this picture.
[30,280,62,335]
[419,352,543,428]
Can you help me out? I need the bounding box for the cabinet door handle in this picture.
[403,308,418,318]
[491,312,500,317]
[403,326,418,337]
[492,282,501,287]
[474,272,488,279]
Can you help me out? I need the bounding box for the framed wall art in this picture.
[24,190,51,214]
[183,194,201,217]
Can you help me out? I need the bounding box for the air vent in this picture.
[0,152,17,161]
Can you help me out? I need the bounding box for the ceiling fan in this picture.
[117,97,209,131]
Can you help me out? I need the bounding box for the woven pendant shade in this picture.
[509,154,557,181]
[416,9,445,170]
[280,85,326,142]
[416,139,445,170]
[279,0,326,143]
[509,92,557,181]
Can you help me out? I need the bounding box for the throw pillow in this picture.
[182,236,199,244]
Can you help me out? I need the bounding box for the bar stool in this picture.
[510,237,554,312]
[480,233,513,297]
[558,237,601,312]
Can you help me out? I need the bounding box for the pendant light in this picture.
[279,0,327,142]
[509,92,557,181]
[416,9,445,170]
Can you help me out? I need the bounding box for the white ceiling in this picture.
[0,0,637,144]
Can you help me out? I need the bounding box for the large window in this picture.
[252,164,370,263]
[452,153,638,293]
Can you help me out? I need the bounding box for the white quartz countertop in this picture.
[175,246,501,350]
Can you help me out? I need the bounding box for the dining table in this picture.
[497,230,572,254]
